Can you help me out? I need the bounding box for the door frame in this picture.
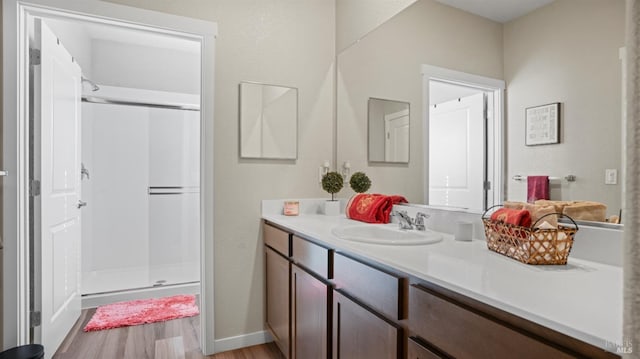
[421,64,505,210]
[2,0,218,354]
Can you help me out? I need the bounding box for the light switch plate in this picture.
[605,169,617,185]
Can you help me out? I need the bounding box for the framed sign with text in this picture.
[525,102,561,146]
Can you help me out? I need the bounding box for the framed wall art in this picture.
[525,102,561,146]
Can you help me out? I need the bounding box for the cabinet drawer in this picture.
[409,285,574,359]
[333,253,405,320]
[292,235,331,279]
[407,338,443,359]
[264,222,291,257]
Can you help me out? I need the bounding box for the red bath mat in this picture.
[83,294,199,332]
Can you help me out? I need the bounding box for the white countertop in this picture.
[262,212,623,353]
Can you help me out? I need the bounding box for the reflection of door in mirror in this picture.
[368,98,410,163]
[384,109,409,162]
[429,89,486,211]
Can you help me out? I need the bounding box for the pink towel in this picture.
[527,176,549,203]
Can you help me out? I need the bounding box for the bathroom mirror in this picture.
[335,0,625,217]
[239,81,298,160]
[368,98,410,163]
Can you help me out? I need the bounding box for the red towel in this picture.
[490,208,532,227]
[527,176,549,203]
[346,194,408,224]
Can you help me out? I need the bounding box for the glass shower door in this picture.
[81,100,200,295]
[147,108,200,287]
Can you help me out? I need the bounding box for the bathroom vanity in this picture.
[262,203,622,359]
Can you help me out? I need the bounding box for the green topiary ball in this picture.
[321,171,344,201]
[349,172,371,193]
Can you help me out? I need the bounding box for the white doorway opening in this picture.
[2,0,217,356]
[421,65,505,211]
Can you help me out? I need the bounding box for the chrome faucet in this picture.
[414,212,430,231]
[393,210,414,230]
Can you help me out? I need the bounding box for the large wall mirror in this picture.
[368,98,410,163]
[239,81,298,160]
[335,0,625,222]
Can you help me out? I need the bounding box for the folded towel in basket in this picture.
[490,208,532,227]
[346,194,408,224]
[562,201,607,222]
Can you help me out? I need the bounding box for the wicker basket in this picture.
[482,205,579,265]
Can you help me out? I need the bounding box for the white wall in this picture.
[102,0,335,341]
[336,0,504,203]
[503,0,625,214]
[41,19,200,94]
[91,39,200,94]
[336,0,416,52]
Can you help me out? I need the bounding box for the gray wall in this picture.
[504,0,625,215]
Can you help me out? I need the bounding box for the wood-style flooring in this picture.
[54,307,283,359]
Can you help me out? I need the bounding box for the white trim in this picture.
[214,331,274,354]
[421,64,505,210]
[2,0,217,355]
[421,64,505,90]
[619,47,626,214]
[2,0,30,347]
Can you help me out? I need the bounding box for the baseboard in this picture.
[214,330,274,354]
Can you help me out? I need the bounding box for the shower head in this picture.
[82,77,100,92]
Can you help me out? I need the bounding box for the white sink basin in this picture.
[331,224,443,245]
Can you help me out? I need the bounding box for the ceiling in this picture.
[51,0,555,53]
[434,0,556,23]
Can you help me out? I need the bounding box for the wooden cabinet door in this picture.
[291,264,329,359]
[407,338,444,359]
[266,247,290,358]
[333,291,400,359]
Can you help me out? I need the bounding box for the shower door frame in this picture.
[2,0,217,355]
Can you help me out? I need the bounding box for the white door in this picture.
[384,110,410,162]
[429,93,485,211]
[34,19,82,356]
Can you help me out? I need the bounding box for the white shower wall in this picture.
[81,86,200,295]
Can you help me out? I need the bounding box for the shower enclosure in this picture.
[80,85,200,304]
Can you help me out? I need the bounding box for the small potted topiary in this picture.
[349,171,371,193]
[321,171,344,215]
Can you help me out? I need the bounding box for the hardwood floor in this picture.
[54,308,283,359]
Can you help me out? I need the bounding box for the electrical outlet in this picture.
[605,169,617,185]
